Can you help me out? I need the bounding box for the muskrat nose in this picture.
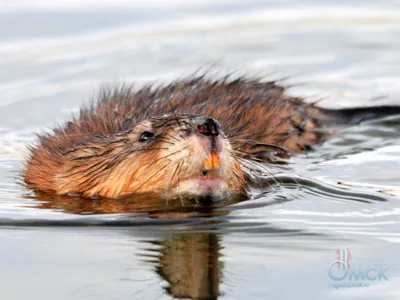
[198,118,219,136]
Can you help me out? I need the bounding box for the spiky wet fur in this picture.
[23,76,342,199]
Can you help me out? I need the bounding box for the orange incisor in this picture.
[203,151,220,170]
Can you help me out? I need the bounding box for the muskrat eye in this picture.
[139,131,155,142]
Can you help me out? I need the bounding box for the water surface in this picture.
[1,0,400,299]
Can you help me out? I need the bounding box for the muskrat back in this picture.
[23,76,400,201]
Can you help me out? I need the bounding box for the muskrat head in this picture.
[56,114,247,202]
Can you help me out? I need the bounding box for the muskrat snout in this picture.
[198,118,219,137]
[193,116,224,157]
[153,115,246,200]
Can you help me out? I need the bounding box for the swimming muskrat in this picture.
[23,76,400,202]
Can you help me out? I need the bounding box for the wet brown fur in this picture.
[23,76,329,199]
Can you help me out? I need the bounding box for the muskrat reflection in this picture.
[147,232,222,300]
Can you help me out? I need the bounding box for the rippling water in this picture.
[1,0,400,299]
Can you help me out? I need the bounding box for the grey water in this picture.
[1,0,400,299]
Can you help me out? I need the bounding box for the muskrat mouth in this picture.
[176,151,223,194]
[201,150,221,182]
[203,150,220,171]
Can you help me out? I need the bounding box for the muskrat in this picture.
[23,76,400,202]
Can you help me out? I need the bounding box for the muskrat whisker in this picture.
[130,147,170,153]
[152,146,190,164]
[262,170,282,189]
[154,136,175,145]
[233,150,266,162]
[227,129,265,139]
[172,115,187,141]
[239,159,281,190]
[232,139,289,154]
[232,149,254,159]
[161,128,182,143]
[155,117,185,142]
[166,122,185,141]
